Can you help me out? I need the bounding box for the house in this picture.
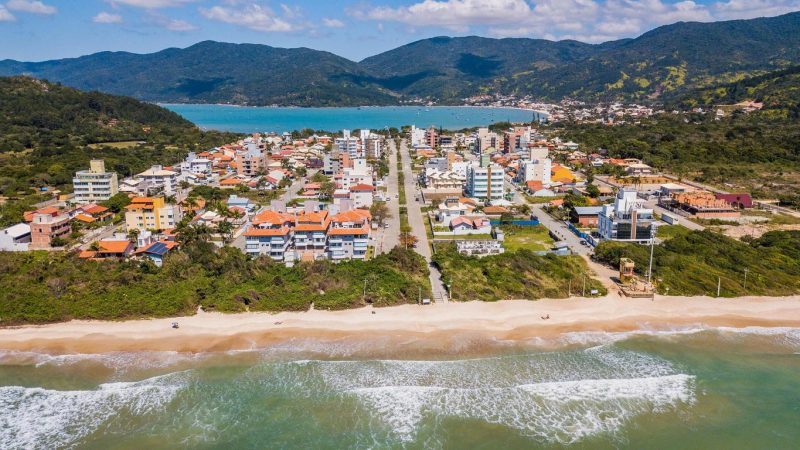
[662,191,741,219]
[80,236,135,260]
[134,240,178,267]
[450,216,492,235]
[29,208,71,249]
[0,223,31,251]
[328,209,371,260]
[226,195,258,214]
[570,206,603,227]
[73,204,113,225]
[483,205,509,218]
[125,197,182,232]
[714,193,753,209]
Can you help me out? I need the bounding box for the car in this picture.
[384,223,390,228]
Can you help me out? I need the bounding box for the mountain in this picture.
[670,65,800,114]
[0,41,395,107]
[503,12,800,101]
[2,12,800,105]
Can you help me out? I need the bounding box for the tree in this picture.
[369,201,391,225]
[399,231,418,249]
[586,184,601,198]
[319,181,336,199]
[102,193,132,213]
[216,221,235,244]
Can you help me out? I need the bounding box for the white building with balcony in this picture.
[72,160,118,204]
[598,188,656,244]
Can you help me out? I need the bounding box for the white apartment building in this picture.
[519,158,552,185]
[72,160,118,204]
[335,130,362,158]
[598,188,656,244]
[466,164,505,202]
[137,165,178,196]
[181,152,213,175]
[409,125,426,147]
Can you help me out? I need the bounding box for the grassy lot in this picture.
[433,244,607,301]
[500,225,554,252]
[594,229,800,296]
[87,140,144,149]
[524,194,562,204]
[656,224,692,240]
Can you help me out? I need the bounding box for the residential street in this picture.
[376,141,401,254]
[398,139,449,303]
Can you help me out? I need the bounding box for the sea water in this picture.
[161,105,544,133]
[1,327,799,449]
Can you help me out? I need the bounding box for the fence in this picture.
[566,222,598,247]
[489,219,540,226]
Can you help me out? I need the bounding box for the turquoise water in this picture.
[161,105,543,133]
[1,327,799,449]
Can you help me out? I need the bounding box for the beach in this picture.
[2,294,799,354]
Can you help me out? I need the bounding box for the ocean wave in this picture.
[554,326,800,349]
[350,374,695,444]
[0,372,186,449]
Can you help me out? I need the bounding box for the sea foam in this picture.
[0,373,185,449]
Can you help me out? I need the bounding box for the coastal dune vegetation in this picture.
[594,230,800,297]
[0,246,431,326]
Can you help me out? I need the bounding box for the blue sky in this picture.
[1,0,799,61]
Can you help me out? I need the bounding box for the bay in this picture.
[161,104,545,133]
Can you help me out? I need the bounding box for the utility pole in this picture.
[363,278,368,303]
[717,276,721,297]
[743,268,749,291]
[568,279,572,297]
[582,274,586,297]
[647,228,655,284]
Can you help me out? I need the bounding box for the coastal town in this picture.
[4,118,797,302]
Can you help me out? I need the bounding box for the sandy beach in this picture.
[1,294,799,354]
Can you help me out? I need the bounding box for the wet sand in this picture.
[1,294,799,354]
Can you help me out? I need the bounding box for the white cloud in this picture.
[6,0,57,15]
[199,3,304,32]
[322,17,344,28]
[145,11,197,31]
[0,5,15,21]
[108,0,195,8]
[93,11,123,24]
[351,0,800,42]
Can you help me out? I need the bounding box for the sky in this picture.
[1,0,799,62]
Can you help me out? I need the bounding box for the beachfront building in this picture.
[72,159,119,204]
[293,211,330,261]
[598,188,656,244]
[137,165,178,196]
[328,210,371,260]
[124,197,182,232]
[244,210,295,261]
[466,164,505,202]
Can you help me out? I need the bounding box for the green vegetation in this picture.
[433,244,607,301]
[558,111,800,207]
[656,224,691,240]
[500,225,554,252]
[0,77,241,225]
[594,230,800,296]
[0,246,430,325]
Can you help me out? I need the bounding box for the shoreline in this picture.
[1,294,799,354]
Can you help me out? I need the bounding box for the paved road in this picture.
[376,141,401,255]
[73,222,124,251]
[398,139,449,303]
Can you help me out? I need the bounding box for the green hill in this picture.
[0,76,239,225]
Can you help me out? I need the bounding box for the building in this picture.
[72,160,118,204]
[293,210,330,261]
[137,165,178,196]
[236,145,265,177]
[181,152,213,175]
[124,197,182,232]
[466,164,505,202]
[598,189,656,243]
[349,184,375,209]
[29,208,71,249]
[134,240,178,267]
[328,209,371,260]
[0,223,31,251]
[335,130,362,158]
[661,191,741,219]
[244,210,295,260]
[519,158,552,185]
[570,206,603,227]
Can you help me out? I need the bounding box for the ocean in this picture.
[160,105,544,133]
[1,327,798,449]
